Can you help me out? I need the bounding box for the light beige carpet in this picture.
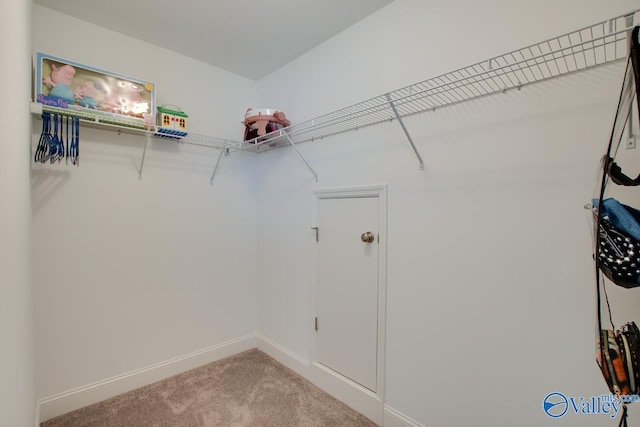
[41,348,377,427]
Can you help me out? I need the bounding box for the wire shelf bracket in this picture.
[385,93,424,171]
[284,133,318,182]
[240,9,640,168]
[209,148,227,185]
[138,136,150,178]
[31,102,240,183]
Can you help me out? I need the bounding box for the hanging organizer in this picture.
[30,9,640,183]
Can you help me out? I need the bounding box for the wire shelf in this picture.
[31,103,239,151]
[30,9,640,181]
[154,132,236,150]
[243,9,640,149]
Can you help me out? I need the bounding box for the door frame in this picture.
[310,184,387,423]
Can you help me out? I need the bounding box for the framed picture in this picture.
[34,52,155,127]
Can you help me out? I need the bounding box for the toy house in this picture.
[156,105,188,138]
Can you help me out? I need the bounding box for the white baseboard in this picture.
[37,334,423,427]
[37,334,257,424]
[256,334,384,425]
[307,362,383,425]
[255,333,310,377]
[383,405,426,427]
[34,400,40,427]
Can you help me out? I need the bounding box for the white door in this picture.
[315,194,381,392]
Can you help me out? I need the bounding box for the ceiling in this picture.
[34,0,395,81]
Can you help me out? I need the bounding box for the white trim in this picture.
[308,184,388,425]
[307,361,383,424]
[256,334,383,425]
[37,334,257,423]
[383,405,426,427]
[255,333,310,377]
[37,333,423,427]
[313,184,388,200]
[34,400,40,427]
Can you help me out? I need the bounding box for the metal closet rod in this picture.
[31,103,234,184]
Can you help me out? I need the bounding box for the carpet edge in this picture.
[256,334,386,426]
[37,333,257,424]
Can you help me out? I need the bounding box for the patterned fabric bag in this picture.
[598,328,631,397]
[595,199,640,288]
[617,322,640,396]
[597,322,640,427]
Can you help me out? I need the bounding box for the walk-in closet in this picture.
[3,1,640,426]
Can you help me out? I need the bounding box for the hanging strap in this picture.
[607,157,640,186]
[631,27,640,118]
[618,404,628,427]
[594,29,640,427]
[605,26,640,187]
[595,53,634,334]
[595,29,640,379]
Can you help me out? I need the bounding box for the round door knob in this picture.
[361,232,375,243]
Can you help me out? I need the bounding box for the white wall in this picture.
[258,0,640,121]
[32,5,259,403]
[29,1,640,425]
[1,0,35,425]
[256,0,640,425]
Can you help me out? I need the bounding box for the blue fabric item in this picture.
[49,84,75,105]
[78,96,97,109]
[599,198,640,240]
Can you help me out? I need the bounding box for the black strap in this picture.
[618,404,628,427]
[631,26,640,119]
[595,23,640,329]
[607,157,640,186]
[606,27,640,187]
[596,28,640,427]
[595,32,640,396]
[596,54,633,334]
